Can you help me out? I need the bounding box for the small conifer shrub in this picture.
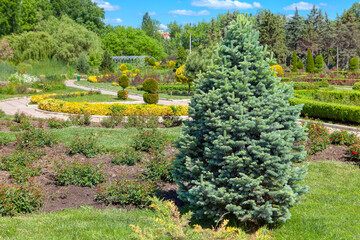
[349,57,359,71]
[99,51,113,73]
[77,53,90,74]
[172,15,308,226]
[297,60,304,70]
[314,55,324,73]
[291,50,298,72]
[306,48,314,73]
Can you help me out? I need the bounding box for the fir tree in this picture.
[99,51,113,73]
[285,8,305,51]
[291,50,298,72]
[77,53,90,74]
[315,55,324,72]
[172,15,308,226]
[306,49,315,73]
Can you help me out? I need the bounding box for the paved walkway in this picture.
[67,80,190,106]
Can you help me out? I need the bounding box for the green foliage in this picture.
[14,111,29,123]
[348,144,360,162]
[54,160,105,187]
[330,130,357,146]
[5,31,55,63]
[117,90,128,100]
[118,75,129,90]
[290,98,360,123]
[292,82,320,90]
[0,62,17,81]
[112,147,143,166]
[143,93,159,104]
[353,82,360,90]
[0,0,21,37]
[69,133,100,158]
[304,122,330,155]
[99,51,113,73]
[172,15,308,225]
[297,60,304,70]
[306,49,315,73]
[16,63,32,74]
[95,179,158,208]
[349,57,359,71]
[36,16,102,65]
[314,55,324,72]
[176,46,187,64]
[124,116,159,129]
[69,113,91,126]
[291,50,298,72]
[0,184,43,216]
[16,128,58,149]
[142,78,158,93]
[47,118,70,129]
[77,53,90,74]
[141,148,174,182]
[296,89,360,106]
[101,26,166,60]
[131,128,166,152]
[100,115,122,128]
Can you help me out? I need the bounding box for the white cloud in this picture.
[148,12,157,16]
[93,0,120,11]
[159,24,168,30]
[191,0,262,10]
[283,2,328,11]
[104,18,123,24]
[169,10,210,16]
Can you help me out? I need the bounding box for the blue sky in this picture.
[93,0,358,29]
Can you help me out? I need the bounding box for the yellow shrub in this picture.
[134,68,140,73]
[37,99,188,116]
[31,91,97,104]
[175,65,188,83]
[88,76,98,83]
[270,65,284,77]
[120,64,127,71]
[153,66,157,70]
[169,60,176,69]
[112,82,119,86]
[155,62,160,67]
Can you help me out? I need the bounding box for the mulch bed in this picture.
[307,144,350,162]
[0,142,179,213]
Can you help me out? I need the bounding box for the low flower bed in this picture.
[38,98,188,116]
[30,91,100,104]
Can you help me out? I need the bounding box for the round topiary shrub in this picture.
[118,75,130,90]
[349,57,359,71]
[143,78,158,94]
[352,82,360,90]
[120,64,127,71]
[143,93,159,104]
[118,90,128,100]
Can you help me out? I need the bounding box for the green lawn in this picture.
[0,127,182,151]
[0,161,358,239]
[51,94,135,103]
[77,80,191,100]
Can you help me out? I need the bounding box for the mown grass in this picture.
[77,80,191,100]
[0,161,358,239]
[0,127,182,151]
[63,94,135,103]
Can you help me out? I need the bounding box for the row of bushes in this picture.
[290,98,360,123]
[30,91,100,103]
[37,99,188,116]
[295,89,360,106]
[137,84,194,94]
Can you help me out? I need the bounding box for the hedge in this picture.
[295,89,360,105]
[290,98,360,123]
[38,99,188,116]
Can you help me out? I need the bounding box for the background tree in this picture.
[176,46,187,65]
[172,15,308,225]
[77,53,90,74]
[285,8,305,51]
[141,12,160,39]
[99,51,113,73]
[0,0,21,37]
[291,50,298,72]
[306,48,315,73]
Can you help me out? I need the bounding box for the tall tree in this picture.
[0,0,21,37]
[256,9,287,63]
[285,8,305,51]
[141,12,160,39]
[172,14,308,225]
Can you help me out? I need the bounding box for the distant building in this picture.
[158,30,170,40]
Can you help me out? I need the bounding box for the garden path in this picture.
[66,80,190,106]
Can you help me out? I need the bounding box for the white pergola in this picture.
[111,56,152,63]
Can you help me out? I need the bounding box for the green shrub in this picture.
[143,93,159,104]
[306,48,314,73]
[348,144,360,162]
[124,116,159,129]
[17,63,32,74]
[291,50,298,72]
[100,115,122,128]
[112,147,143,166]
[314,55,324,73]
[131,128,166,152]
[290,98,360,123]
[292,82,319,90]
[297,60,304,70]
[99,51,113,73]
[142,78,158,93]
[118,75,130,90]
[14,111,29,123]
[330,130,357,146]
[349,57,359,71]
[95,179,158,207]
[313,80,329,88]
[77,53,90,74]
[0,136,11,146]
[48,118,71,129]
[141,148,174,182]
[0,150,43,172]
[304,121,330,155]
[117,90,128,100]
[353,82,360,90]
[69,113,91,126]
[9,165,42,183]
[16,128,58,149]
[54,160,105,187]
[298,89,360,106]
[69,133,101,158]
[0,184,44,216]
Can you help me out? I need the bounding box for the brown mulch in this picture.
[307,144,350,162]
[0,143,179,213]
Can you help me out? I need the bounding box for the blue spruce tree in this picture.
[172,15,308,225]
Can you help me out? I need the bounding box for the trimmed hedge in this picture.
[143,79,158,94]
[290,98,360,123]
[137,84,194,94]
[353,82,360,90]
[295,89,360,105]
[117,90,128,100]
[292,82,319,90]
[118,75,130,90]
[143,93,159,104]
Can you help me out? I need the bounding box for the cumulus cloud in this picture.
[191,0,262,10]
[283,2,328,11]
[159,24,168,30]
[93,0,120,11]
[104,18,123,24]
[169,10,210,16]
[148,12,157,16]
